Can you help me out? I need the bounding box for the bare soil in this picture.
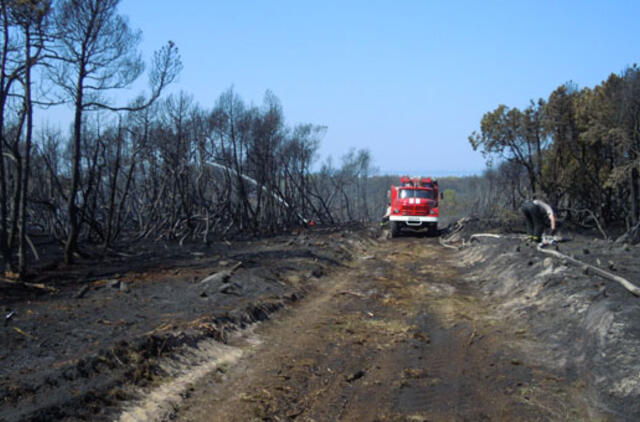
[3,221,640,421]
[172,234,597,422]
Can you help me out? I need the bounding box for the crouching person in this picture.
[521,198,556,243]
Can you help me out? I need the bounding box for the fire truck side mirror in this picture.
[387,190,391,199]
[440,192,444,199]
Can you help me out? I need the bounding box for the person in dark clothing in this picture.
[521,199,556,242]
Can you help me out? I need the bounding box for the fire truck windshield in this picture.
[399,189,434,199]
[415,190,434,199]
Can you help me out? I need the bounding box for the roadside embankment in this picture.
[442,218,640,419]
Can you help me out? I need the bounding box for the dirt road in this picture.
[163,236,594,421]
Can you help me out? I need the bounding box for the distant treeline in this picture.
[468,65,640,239]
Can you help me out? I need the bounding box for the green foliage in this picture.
[471,65,640,228]
[440,188,461,216]
[469,100,548,194]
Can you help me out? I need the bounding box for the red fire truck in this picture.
[388,176,440,237]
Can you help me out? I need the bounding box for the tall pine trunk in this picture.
[631,165,639,226]
[18,26,34,276]
[64,64,85,265]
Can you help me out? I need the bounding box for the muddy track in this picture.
[157,237,597,421]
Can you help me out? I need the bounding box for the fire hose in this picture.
[446,233,640,297]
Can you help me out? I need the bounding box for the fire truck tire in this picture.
[390,221,400,238]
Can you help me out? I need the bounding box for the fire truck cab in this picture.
[388,176,440,237]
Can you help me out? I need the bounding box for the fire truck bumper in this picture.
[389,216,438,226]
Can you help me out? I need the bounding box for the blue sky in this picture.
[58,1,640,176]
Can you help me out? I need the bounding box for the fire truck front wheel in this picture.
[390,221,400,238]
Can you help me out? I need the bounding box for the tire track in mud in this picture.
[133,237,596,421]
[118,340,244,422]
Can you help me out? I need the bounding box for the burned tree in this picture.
[50,0,180,264]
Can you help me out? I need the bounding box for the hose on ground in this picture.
[464,233,640,297]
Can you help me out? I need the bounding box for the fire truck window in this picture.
[415,190,434,199]
[399,189,413,199]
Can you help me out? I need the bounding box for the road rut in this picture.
[164,237,594,421]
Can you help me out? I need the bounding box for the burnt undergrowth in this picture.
[2,299,290,422]
[442,216,640,419]
[1,225,378,422]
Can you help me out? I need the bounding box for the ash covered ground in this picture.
[2,219,640,421]
[0,225,376,421]
[444,217,640,419]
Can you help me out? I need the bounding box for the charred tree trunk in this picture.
[104,122,123,247]
[64,64,84,265]
[18,26,34,277]
[631,165,639,226]
[0,2,11,269]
